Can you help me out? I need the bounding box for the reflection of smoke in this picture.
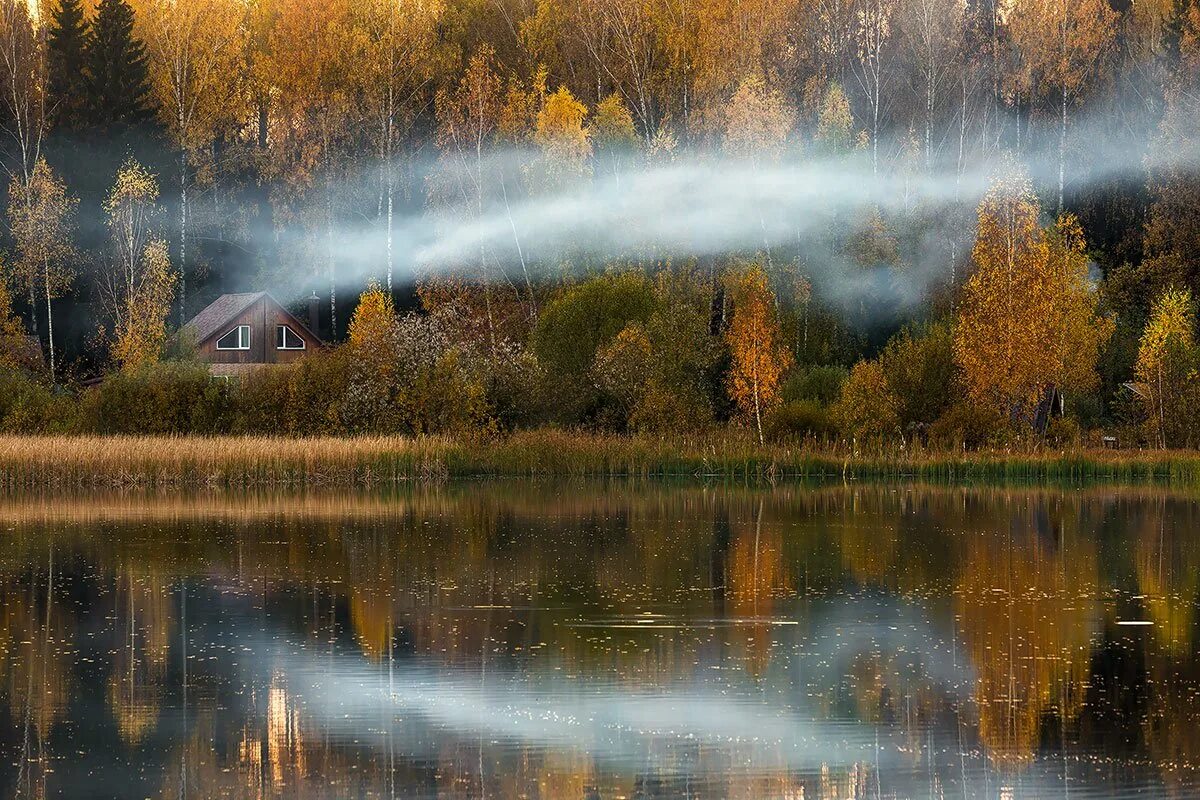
[250,597,972,772]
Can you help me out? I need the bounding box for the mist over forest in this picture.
[0,0,1198,446]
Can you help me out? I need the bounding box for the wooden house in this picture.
[181,292,323,377]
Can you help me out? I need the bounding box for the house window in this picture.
[216,325,250,350]
[276,324,305,350]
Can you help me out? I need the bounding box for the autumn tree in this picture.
[851,0,895,175]
[0,0,47,180]
[814,81,856,153]
[954,164,1111,427]
[589,93,638,181]
[355,0,442,293]
[434,45,505,346]
[260,0,361,339]
[98,159,176,369]
[899,0,963,170]
[134,0,247,324]
[532,85,592,189]
[0,0,49,342]
[722,72,795,163]
[1008,0,1117,210]
[1135,288,1195,448]
[7,159,76,378]
[0,269,31,371]
[834,359,900,441]
[566,0,660,138]
[724,263,792,443]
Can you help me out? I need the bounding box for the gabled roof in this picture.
[182,292,323,347]
[181,292,268,345]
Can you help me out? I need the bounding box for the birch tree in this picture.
[8,159,76,378]
[1009,0,1117,211]
[135,0,247,325]
[434,45,505,349]
[724,263,792,444]
[99,159,176,369]
[0,0,47,335]
[899,0,962,171]
[355,0,442,294]
[262,0,361,339]
[851,0,894,175]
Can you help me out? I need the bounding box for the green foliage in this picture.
[49,0,89,129]
[781,364,847,406]
[533,272,658,377]
[765,400,834,440]
[878,322,958,436]
[80,360,229,434]
[833,360,899,441]
[86,0,154,126]
[590,271,722,432]
[0,368,76,433]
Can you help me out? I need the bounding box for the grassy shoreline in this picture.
[0,431,1198,489]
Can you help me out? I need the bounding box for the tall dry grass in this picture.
[0,431,1198,488]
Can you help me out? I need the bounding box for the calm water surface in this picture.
[1,481,1199,799]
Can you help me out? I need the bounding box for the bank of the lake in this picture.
[0,431,1198,488]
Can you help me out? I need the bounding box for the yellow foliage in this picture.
[1136,288,1194,389]
[722,72,795,162]
[1135,288,1195,447]
[534,85,592,182]
[834,359,899,441]
[348,280,396,350]
[955,165,1111,422]
[724,264,792,443]
[111,239,176,370]
[590,93,637,148]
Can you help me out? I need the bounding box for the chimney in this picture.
[307,291,320,337]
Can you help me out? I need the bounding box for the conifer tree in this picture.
[85,0,153,127]
[48,0,89,129]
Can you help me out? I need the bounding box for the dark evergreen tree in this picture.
[84,0,153,127]
[47,0,89,129]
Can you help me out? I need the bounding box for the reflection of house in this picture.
[181,293,322,377]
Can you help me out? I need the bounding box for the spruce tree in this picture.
[85,0,153,127]
[47,0,89,129]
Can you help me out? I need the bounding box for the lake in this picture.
[0,481,1198,799]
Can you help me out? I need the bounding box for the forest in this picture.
[0,0,1198,449]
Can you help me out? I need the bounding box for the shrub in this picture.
[0,368,76,433]
[782,364,847,406]
[878,322,957,435]
[927,400,1006,450]
[833,360,899,441]
[80,361,230,434]
[533,271,657,377]
[765,399,834,440]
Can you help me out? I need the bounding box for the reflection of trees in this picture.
[1134,499,1200,655]
[109,565,174,744]
[1131,499,1200,798]
[3,483,1200,795]
[1,555,73,800]
[955,500,1099,767]
[727,502,790,678]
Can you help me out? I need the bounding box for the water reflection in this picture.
[0,483,1197,798]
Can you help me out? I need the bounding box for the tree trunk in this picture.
[26,282,38,339]
[1058,83,1067,214]
[179,148,188,327]
[326,171,338,339]
[43,266,53,379]
[752,360,763,445]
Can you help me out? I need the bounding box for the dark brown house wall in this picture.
[196,297,321,364]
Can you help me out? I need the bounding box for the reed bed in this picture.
[0,431,1198,488]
